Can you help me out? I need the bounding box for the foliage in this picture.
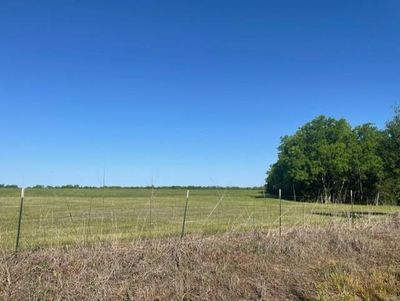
[381,107,400,204]
[267,108,399,204]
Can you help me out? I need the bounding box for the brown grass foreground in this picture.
[1,217,400,301]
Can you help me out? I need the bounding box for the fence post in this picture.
[180,190,190,239]
[279,189,282,237]
[350,190,354,224]
[15,187,25,256]
[150,185,154,227]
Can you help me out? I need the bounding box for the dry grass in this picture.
[1,216,400,301]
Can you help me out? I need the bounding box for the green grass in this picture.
[0,187,398,251]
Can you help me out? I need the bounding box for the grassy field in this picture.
[2,217,400,300]
[1,187,398,251]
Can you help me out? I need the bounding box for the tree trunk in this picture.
[338,179,345,203]
[292,182,297,202]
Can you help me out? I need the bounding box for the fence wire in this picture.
[0,188,398,251]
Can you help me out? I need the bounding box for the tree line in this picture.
[0,185,262,190]
[266,107,400,205]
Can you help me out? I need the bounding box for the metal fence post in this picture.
[279,189,282,237]
[181,190,190,239]
[350,189,354,224]
[15,187,25,256]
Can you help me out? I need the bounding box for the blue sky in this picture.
[0,0,399,187]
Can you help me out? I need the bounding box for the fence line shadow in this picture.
[312,211,388,218]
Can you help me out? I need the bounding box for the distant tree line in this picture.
[0,185,262,190]
[266,107,400,205]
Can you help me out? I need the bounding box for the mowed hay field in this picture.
[0,187,399,251]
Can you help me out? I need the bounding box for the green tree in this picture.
[381,107,400,204]
[350,124,384,203]
[266,115,389,204]
[267,116,356,202]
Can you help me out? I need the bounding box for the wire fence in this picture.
[1,187,399,252]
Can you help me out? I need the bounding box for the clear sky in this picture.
[0,0,399,187]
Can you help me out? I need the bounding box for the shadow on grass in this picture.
[252,191,309,201]
[312,211,388,218]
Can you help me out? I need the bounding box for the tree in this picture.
[267,116,356,202]
[350,124,384,203]
[266,115,389,204]
[381,107,400,204]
